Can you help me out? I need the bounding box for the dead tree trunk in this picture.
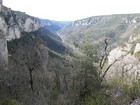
[29,67,34,91]
[54,69,60,92]
[63,75,68,92]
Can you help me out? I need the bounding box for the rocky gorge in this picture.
[1,0,140,104]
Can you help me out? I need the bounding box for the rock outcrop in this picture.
[0,3,43,41]
[59,13,140,83]
[0,0,2,12]
[131,99,140,105]
[107,43,140,82]
[0,34,8,69]
[0,3,42,68]
[72,16,101,26]
[0,3,70,105]
[134,43,140,53]
[23,18,41,32]
[72,15,140,27]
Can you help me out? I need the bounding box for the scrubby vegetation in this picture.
[1,34,140,105]
[1,6,140,105]
[2,98,21,105]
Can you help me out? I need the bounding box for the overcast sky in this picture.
[3,0,140,21]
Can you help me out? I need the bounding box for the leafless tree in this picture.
[98,39,133,83]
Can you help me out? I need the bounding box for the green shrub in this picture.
[85,91,111,105]
[109,77,140,104]
[50,89,59,101]
[2,98,21,105]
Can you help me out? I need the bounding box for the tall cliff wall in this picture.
[0,4,42,68]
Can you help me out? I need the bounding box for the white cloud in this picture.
[3,0,140,21]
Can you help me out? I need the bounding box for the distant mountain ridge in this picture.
[59,13,140,83]
[40,19,71,32]
[2,0,140,104]
[59,14,140,47]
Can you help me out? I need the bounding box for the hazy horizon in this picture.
[3,0,140,21]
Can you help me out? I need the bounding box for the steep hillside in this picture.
[40,19,71,33]
[60,14,140,82]
[30,27,66,53]
[0,2,76,105]
[59,14,140,48]
[2,0,140,104]
[0,3,69,67]
[58,14,140,104]
[1,33,76,105]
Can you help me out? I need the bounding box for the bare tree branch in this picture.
[99,39,134,83]
[99,39,109,70]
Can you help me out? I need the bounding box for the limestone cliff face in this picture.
[0,3,42,68]
[72,15,140,27]
[0,2,71,105]
[0,0,2,12]
[23,18,41,32]
[0,16,8,35]
[0,37,8,68]
[0,9,8,68]
[107,43,140,82]
[0,2,41,41]
[72,16,101,26]
[60,13,140,83]
[134,43,140,53]
[7,25,21,40]
[5,16,41,40]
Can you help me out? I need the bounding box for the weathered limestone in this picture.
[7,26,21,41]
[0,4,42,69]
[107,43,140,82]
[0,0,2,12]
[134,43,140,53]
[0,16,8,35]
[0,31,8,69]
[24,18,41,32]
[131,99,140,105]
